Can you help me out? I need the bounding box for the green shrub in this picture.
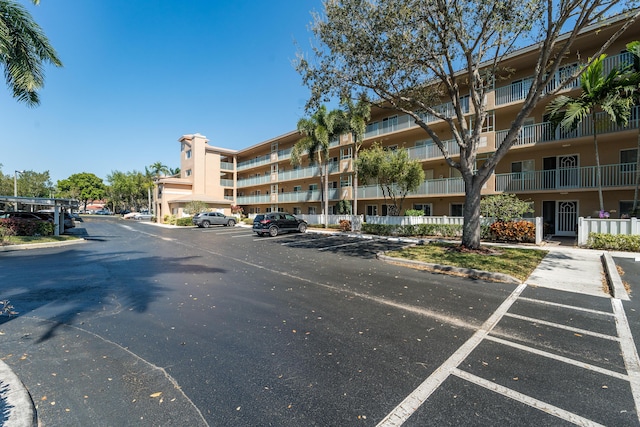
[404,209,424,216]
[243,218,253,225]
[361,222,463,238]
[489,220,535,243]
[0,219,53,236]
[587,233,640,252]
[175,217,193,226]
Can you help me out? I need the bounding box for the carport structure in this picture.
[0,196,79,236]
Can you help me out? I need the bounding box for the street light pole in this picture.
[14,170,23,211]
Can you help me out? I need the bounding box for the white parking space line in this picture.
[503,313,619,341]
[281,235,338,246]
[485,335,629,381]
[612,298,640,423]
[451,369,606,427]
[376,283,527,426]
[201,229,247,234]
[517,297,614,317]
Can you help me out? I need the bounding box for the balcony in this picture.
[237,154,271,171]
[220,162,234,171]
[496,106,640,150]
[277,188,342,203]
[236,194,271,204]
[494,52,632,105]
[357,177,465,198]
[220,179,234,187]
[406,138,460,161]
[237,175,271,188]
[495,163,637,192]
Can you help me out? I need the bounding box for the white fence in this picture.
[578,217,640,246]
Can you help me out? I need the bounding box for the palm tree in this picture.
[0,0,62,106]
[341,95,371,220]
[624,41,640,216]
[546,54,637,213]
[147,162,170,177]
[292,105,344,227]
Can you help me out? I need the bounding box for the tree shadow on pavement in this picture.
[0,248,227,343]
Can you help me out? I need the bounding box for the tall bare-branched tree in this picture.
[297,0,640,249]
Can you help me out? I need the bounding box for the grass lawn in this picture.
[2,235,80,245]
[385,242,549,282]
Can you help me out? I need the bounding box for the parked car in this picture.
[253,212,307,237]
[36,211,75,229]
[94,209,112,215]
[133,212,153,221]
[192,212,237,228]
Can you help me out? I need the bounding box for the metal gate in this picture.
[557,200,578,236]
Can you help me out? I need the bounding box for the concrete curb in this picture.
[0,238,85,252]
[0,358,36,427]
[376,252,522,284]
[602,252,631,300]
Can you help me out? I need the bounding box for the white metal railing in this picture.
[496,163,637,192]
[365,215,466,226]
[496,106,640,150]
[406,138,460,161]
[220,162,234,171]
[578,217,639,246]
[357,177,465,199]
[236,194,271,204]
[277,188,342,203]
[220,179,234,187]
[237,154,271,171]
[237,175,271,188]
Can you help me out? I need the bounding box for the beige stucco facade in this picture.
[156,15,640,236]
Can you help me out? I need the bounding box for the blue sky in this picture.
[1,0,324,184]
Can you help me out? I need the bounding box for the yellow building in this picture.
[156,14,640,237]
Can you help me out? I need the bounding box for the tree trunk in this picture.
[461,180,483,250]
[323,162,329,228]
[633,129,640,214]
[593,118,604,213]
[353,150,358,216]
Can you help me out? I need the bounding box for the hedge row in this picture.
[0,218,54,236]
[360,221,535,243]
[587,233,640,252]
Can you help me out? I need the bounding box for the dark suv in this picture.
[253,212,307,237]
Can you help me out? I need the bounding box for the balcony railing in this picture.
[496,106,640,149]
[236,194,271,204]
[357,177,465,198]
[495,163,637,192]
[277,188,342,203]
[237,154,271,171]
[495,52,632,105]
[220,162,234,171]
[237,175,271,188]
[406,138,460,161]
[220,179,234,187]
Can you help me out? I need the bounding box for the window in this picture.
[185,149,192,159]
[413,204,432,216]
[367,205,378,216]
[382,115,398,131]
[511,159,535,179]
[340,175,352,187]
[330,181,338,189]
[621,149,638,172]
[265,207,271,213]
[341,147,352,160]
[309,184,318,191]
[293,185,302,192]
[185,169,192,177]
[385,144,398,151]
[308,206,317,214]
[293,207,301,215]
[451,204,464,216]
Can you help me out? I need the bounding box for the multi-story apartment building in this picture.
[156,14,640,237]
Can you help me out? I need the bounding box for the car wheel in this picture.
[227,219,236,227]
[268,226,278,237]
[202,221,210,228]
[298,223,307,233]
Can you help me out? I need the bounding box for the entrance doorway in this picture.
[543,200,578,236]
